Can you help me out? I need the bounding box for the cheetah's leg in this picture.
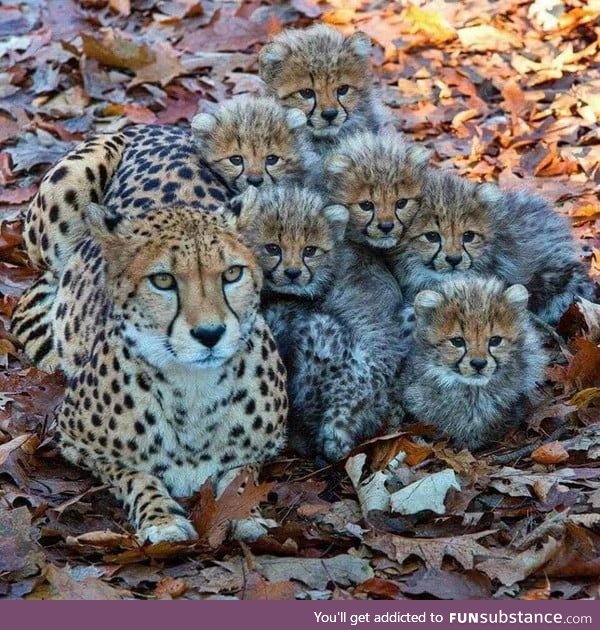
[98,464,196,544]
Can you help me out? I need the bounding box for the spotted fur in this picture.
[394,170,596,323]
[234,185,412,462]
[20,205,287,543]
[399,277,547,450]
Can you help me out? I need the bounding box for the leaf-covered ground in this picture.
[1,0,599,600]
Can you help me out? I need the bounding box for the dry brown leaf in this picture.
[531,441,570,465]
[154,576,188,599]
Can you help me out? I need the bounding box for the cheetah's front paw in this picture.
[138,515,197,544]
[317,425,355,463]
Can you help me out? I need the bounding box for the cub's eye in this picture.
[223,266,244,284]
[149,273,176,291]
[228,155,243,166]
[489,336,503,347]
[265,155,280,166]
[265,243,282,256]
[424,231,441,243]
[358,200,374,212]
[396,198,409,209]
[450,337,466,348]
[303,246,317,258]
[337,84,350,96]
[463,231,476,243]
[299,88,315,99]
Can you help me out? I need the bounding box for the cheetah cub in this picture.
[259,24,389,151]
[396,170,596,323]
[324,132,430,250]
[399,277,547,450]
[28,204,287,543]
[191,95,318,193]
[234,184,411,462]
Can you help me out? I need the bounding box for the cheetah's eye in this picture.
[424,231,441,243]
[337,84,350,96]
[489,336,503,347]
[299,88,315,99]
[303,246,317,258]
[396,198,409,209]
[149,273,176,291]
[463,231,476,243]
[265,155,280,166]
[265,243,282,256]
[358,200,374,212]
[223,266,244,284]
[229,155,243,166]
[450,337,466,348]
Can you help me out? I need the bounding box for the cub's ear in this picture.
[259,42,290,83]
[345,31,371,59]
[221,187,261,233]
[191,112,217,143]
[86,203,125,240]
[323,204,349,241]
[414,290,444,319]
[286,108,307,130]
[324,153,352,176]
[407,144,432,171]
[504,284,529,309]
[476,182,503,206]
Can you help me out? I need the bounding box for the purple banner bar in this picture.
[1,600,598,630]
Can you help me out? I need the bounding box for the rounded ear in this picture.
[407,144,432,171]
[223,187,260,233]
[504,284,529,309]
[86,202,124,238]
[323,204,349,241]
[286,108,307,130]
[259,42,289,82]
[345,30,371,58]
[191,112,217,142]
[324,153,352,176]
[414,290,444,319]
[476,182,503,206]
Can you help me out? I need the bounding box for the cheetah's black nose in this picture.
[247,175,264,187]
[470,358,488,372]
[377,222,394,234]
[445,254,463,267]
[284,267,302,280]
[191,324,226,348]
[321,108,338,122]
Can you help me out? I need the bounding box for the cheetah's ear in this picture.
[504,284,529,310]
[323,204,349,241]
[324,153,352,176]
[476,183,503,207]
[345,31,371,59]
[86,202,125,238]
[286,108,307,130]
[191,112,217,142]
[407,144,432,171]
[222,187,260,233]
[259,42,290,83]
[414,290,444,319]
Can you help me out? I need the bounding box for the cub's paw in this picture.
[230,516,277,542]
[138,515,197,544]
[317,425,355,464]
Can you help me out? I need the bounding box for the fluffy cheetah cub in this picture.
[399,277,547,450]
[259,24,389,149]
[324,132,430,250]
[34,204,286,543]
[396,170,596,323]
[191,95,317,193]
[234,185,410,462]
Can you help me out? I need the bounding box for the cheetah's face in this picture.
[260,29,372,139]
[192,97,310,193]
[414,281,528,386]
[89,205,262,369]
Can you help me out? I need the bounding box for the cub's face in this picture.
[192,97,309,193]
[234,187,348,298]
[89,205,261,369]
[260,27,372,139]
[414,281,528,386]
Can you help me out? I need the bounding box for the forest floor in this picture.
[1,0,599,600]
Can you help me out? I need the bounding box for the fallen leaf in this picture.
[390,469,461,516]
[531,441,570,465]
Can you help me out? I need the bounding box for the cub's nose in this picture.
[247,175,264,187]
[377,222,394,234]
[321,108,338,122]
[284,267,302,280]
[470,358,488,372]
[191,324,226,348]
[445,254,463,268]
